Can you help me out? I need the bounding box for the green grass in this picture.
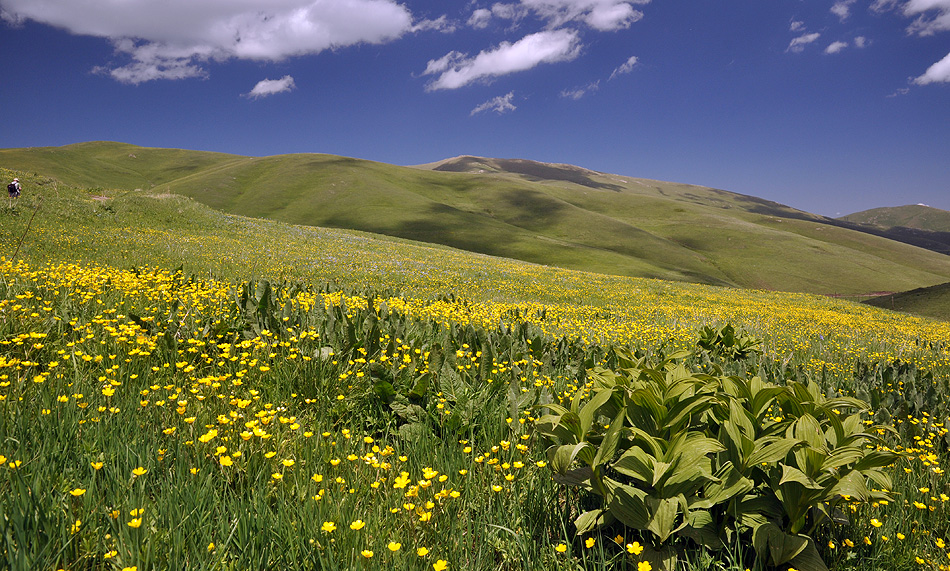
[5,143,950,296]
[864,282,950,321]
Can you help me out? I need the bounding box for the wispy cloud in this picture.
[560,81,600,100]
[0,0,415,84]
[468,0,650,32]
[831,0,858,21]
[914,51,950,84]
[871,0,950,36]
[423,29,582,90]
[609,55,639,79]
[787,32,821,53]
[471,91,517,115]
[246,75,296,99]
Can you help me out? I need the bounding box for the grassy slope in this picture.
[5,142,950,296]
[840,204,950,232]
[864,282,950,321]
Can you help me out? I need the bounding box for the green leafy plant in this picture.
[534,345,897,570]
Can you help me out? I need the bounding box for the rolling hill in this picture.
[4,141,950,297]
[841,204,950,232]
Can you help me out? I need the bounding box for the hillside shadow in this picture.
[435,157,624,191]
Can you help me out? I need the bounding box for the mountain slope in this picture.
[864,282,950,321]
[4,142,950,296]
[841,204,950,232]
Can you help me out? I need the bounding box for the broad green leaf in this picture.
[700,461,753,507]
[578,387,615,435]
[821,446,865,472]
[746,436,800,468]
[551,442,593,475]
[646,496,683,543]
[678,510,722,549]
[574,509,612,535]
[612,446,654,483]
[752,522,809,567]
[607,484,651,529]
[827,469,870,501]
[779,465,822,490]
[592,406,626,470]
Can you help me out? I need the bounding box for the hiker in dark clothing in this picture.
[7,178,21,198]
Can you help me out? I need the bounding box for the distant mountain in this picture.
[4,141,950,296]
[840,204,950,232]
[837,205,950,256]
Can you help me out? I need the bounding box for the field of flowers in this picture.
[0,173,949,570]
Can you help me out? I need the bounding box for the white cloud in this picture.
[471,91,517,115]
[854,35,869,48]
[468,8,493,29]
[0,0,414,83]
[246,75,296,98]
[411,15,457,34]
[609,55,638,79]
[521,0,649,31]
[786,32,821,53]
[424,29,582,90]
[914,50,950,84]
[825,40,849,54]
[831,0,858,21]
[789,20,806,32]
[560,81,599,99]
[871,0,950,35]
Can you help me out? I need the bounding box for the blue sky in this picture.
[0,0,947,216]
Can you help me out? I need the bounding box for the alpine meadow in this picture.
[1,144,950,571]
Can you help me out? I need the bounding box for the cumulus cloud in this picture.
[246,75,296,99]
[786,32,821,53]
[914,51,950,84]
[789,20,806,32]
[825,40,849,54]
[0,0,414,83]
[609,55,638,79]
[423,29,582,90]
[560,81,599,99]
[470,91,517,115]
[854,35,869,48]
[468,8,493,29]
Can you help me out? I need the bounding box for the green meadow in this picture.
[0,165,949,571]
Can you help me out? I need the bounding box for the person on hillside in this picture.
[7,178,21,199]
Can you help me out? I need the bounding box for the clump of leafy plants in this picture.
[534,345,897,571]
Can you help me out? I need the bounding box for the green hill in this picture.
[863,281,950,321]
[4,141,950,296]
[841,204,950,232]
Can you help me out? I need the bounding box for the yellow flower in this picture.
[127,517,143,528]
[871,518,883,528]
[433,560,448,571]
[122,567,138,571]
[104,550,117,559]
[321,521,336,533]
[585,537,596,548]
[131,466,147,476]
[282,459,295,467]
[219,456,233,467]
[626,541,643,555]
[388,541,401,552]
[361,550,374,559]
[71,518,81,533]
[272,473,283,481]
[638,562,652,571]
[208,542,215,551]
[897,533,905,540]
[69,488,86,496]
[350,520,365,530]
[91,461,103,470]
[555,543,567,553]
[417,547,430,556]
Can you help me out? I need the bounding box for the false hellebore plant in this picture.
[534,347,897,571]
